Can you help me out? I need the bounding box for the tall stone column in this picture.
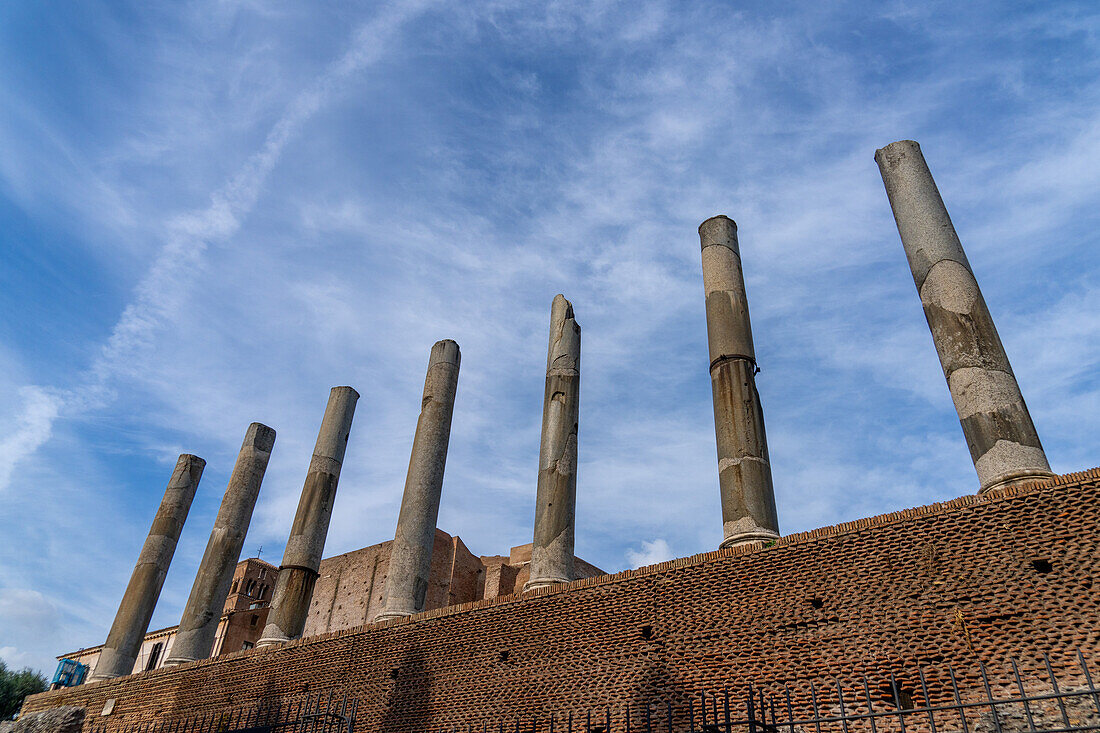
[524,294,581,591]
[376,340,461,621]
[89,454,205,680]
[164,423,276,666]
[257,386,358,647]
[699,215,780,548]
[875,140,1054,493]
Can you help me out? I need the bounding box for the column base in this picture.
[522,576,571,592]
[255,626,291,648]
[160,656,196,668]
[374,610,412,623]
[719,529,779,549]
[88,648,134,682]
[87,671,124,683]
[979,469,1056,495]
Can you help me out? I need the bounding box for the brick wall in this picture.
[303,530,502,634]
[24,469,1100,732]
[304,541,389,634]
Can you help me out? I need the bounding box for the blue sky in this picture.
[2,1,1098,675]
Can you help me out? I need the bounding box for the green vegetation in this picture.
[0,660,47,719]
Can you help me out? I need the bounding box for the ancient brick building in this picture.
[57,532,601,675]
[302,531,602,636]
[26,470,1100,731]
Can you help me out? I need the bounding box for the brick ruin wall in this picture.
[302,531,603,636]
[23,469,1100,731]
[302,531,474,636]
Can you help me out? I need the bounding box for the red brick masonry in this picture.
[23,469,1100,731]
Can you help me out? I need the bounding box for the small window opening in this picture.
[241,641,254,650]
[809,598,825,609]
[145,642,163,671]
[498,650,510,661]
[231,579,239,594]
[250,614,259,627]
[640,625,654,640]
[1032,559,1053,574]
[389,668,399,680]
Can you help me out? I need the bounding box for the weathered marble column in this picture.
[699,215,780,548]
[89,454,205,680]
[875,140,1054,493]
[524,294,581,591]
[257,386,358,647]
[164,423,276,666]
[376,340,461,621]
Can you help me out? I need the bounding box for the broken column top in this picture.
[547,294,580,374]
[699,215,739,254]
[874,139,975,288]
[699,215,755,365]
[429,339,461,368]
[245,422,277,452]
[874,139,921,161]
[311,386,358,457]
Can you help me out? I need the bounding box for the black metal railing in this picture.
[87,650,1100,733]
[450,650,1100,733]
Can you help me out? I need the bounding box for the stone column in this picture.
[376,340,461,621]
[89,454,205,680]
[875,140,1054,493]
[257,386,358,647]
[164,423,276,666]
[699,215,780,548]
[524,294,581,591]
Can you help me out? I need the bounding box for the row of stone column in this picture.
[89,385,362,681]
[376,297,584,611]
[87,426,272,678]
[89,138,1052,679]
[89,301,581,681]
[700,140,1054,551]
[375,293,583,600]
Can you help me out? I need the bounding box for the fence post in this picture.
[747,684,756,733]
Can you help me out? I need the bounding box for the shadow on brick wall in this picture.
[380,642,429,733]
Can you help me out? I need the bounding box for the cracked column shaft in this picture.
[524,294,580,591]
[257,386,358,646]
[700,215,780,548]
[875,140,1053,493]
[376,340,461,621]
[90,454,205,680]
[164,423,275,666]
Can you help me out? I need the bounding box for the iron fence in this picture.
[85,650,1100,733]
[451,650,1100,733]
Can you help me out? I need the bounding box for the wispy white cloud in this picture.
[0,387,62,492]
[0,0,437,494]
[0,0,437,671]
[0,0,1096,676]
[626,539,674,569]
